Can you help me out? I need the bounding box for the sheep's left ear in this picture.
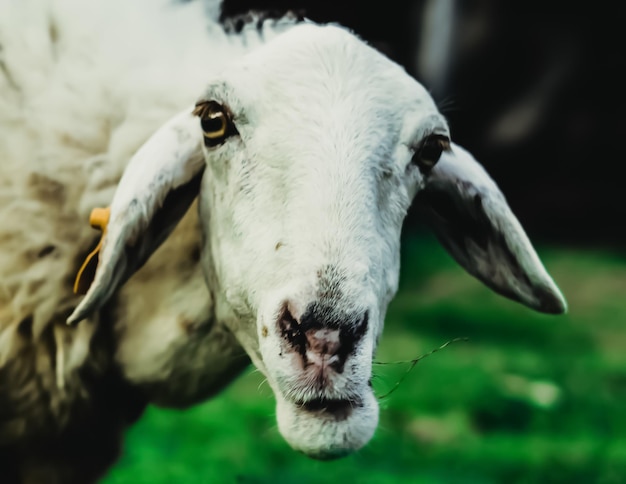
[414,143,567,314]
[67,109,204,324]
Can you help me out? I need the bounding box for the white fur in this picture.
[0,0,566,477]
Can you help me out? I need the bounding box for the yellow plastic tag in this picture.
[73,207,110,295]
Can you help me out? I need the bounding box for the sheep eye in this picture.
[413,135,450,171]
[192,101,235,147]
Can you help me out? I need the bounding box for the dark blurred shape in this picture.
[417,1,626,248]
[221,0,626,247]
[471,396,534,434]
[220,0,415,65]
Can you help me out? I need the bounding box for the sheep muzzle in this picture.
[255,290,379,459]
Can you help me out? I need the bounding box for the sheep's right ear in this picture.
[67,109,204,325]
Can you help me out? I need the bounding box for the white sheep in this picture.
[0,0,566,481]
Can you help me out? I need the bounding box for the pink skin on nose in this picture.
[305,328,341,368]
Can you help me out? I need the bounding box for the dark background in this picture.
[221,0,626,247]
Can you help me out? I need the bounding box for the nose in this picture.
[278,302,368,373]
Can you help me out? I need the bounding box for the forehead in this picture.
[203,24,443,144]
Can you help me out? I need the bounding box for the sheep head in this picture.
[68,24,566,459]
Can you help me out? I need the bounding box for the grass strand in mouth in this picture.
[373,337,469,399]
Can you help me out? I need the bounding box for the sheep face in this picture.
[193,25,444,458]
[69,23,566,459]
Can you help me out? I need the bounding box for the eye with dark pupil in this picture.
[421,139,443,163]
[414,135,449,170]
[193,100,236,147]
[201,116,225,134]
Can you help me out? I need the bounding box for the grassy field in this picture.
[102,233,626,483]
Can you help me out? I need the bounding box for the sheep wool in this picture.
[0,0,259,481]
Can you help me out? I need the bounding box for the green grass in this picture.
[103,233,626,483]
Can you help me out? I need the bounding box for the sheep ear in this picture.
[67,109,204,324]
[415,143,567,314]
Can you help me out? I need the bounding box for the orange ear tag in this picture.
[73,207,111,295]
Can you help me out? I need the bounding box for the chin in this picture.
[275,390,379,460]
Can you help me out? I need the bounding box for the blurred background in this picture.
[104,1,626,482]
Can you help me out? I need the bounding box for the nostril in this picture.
[278,302,306,354]
[338,310,368,348]
[278,303,298,333]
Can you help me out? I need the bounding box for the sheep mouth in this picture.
[294,397,363,421]
[276,390,378,459]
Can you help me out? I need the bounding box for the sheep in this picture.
[0,0,567,481]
